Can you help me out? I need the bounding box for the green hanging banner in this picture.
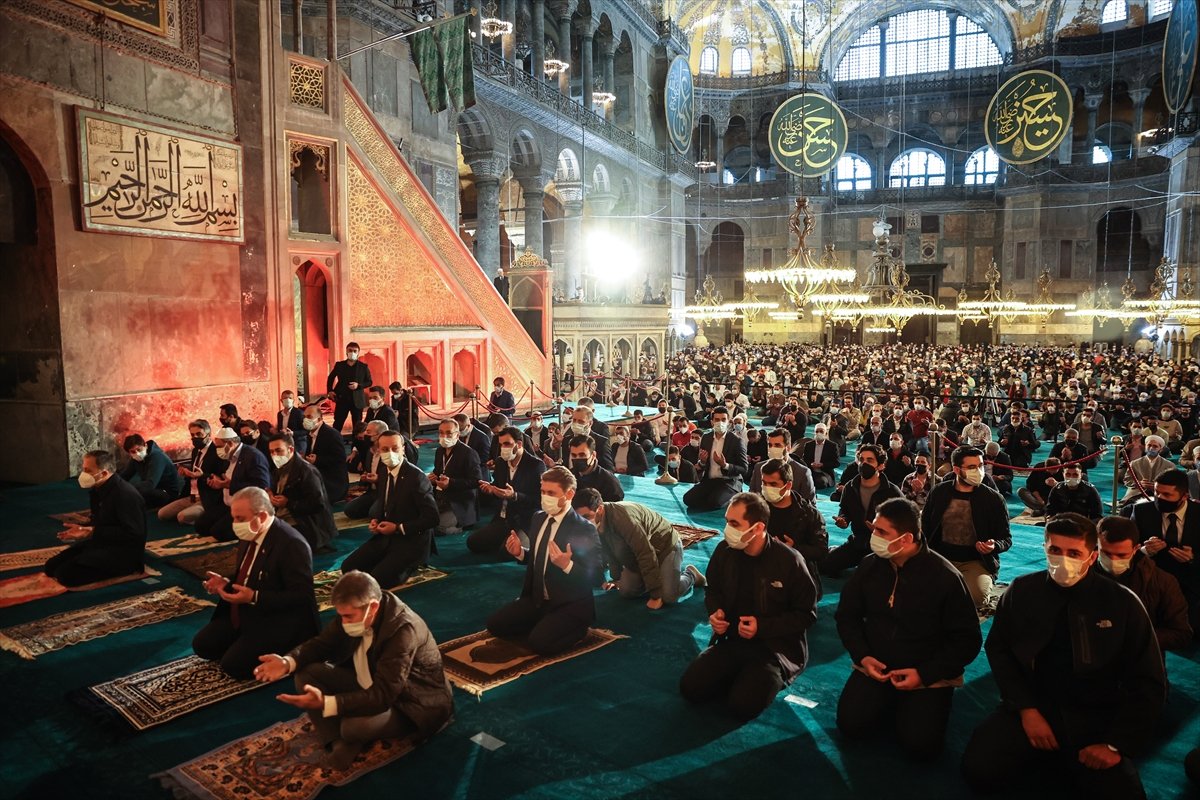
[1163,0,1198,114]
[767,92,848,178]
[664,55,695,155]
[985,69,1073,166]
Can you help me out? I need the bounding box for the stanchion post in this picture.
[529,380,535,419]
[473,385,480,423]
[408,389,415,438]
[1110,435,1123,514]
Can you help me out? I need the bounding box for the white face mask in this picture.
[282,398,295,408]
[613,434,627,445]
[346,352,358,361]
[767,446,786,460]
[530,420,542,430]
[1098,552,1132,577]
[500,445,517,462]
[1046,551,1090,587]
[78,470,97,489]
[667,459,680,468]
[571,422,590,435]
[232,518,261,542]
[712,421,729,434]
[870,532,903,560]
[1065,476,1081,487]
[961,467,983,486]
[302,417,318,431]
[814,432,827,442]
[130,448,147,462]
[368,398,383,409]
[761,486,786,504]
[890,439,903,450]
[342,602,377,637]
[723,522,755,550]
[690,438,702,448]
[540,492,564,516]
[271,453,290,469]
[379,450,404,468]
[439,435,457,449]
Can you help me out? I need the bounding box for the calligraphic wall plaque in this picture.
[1163,0,1198,114]
[77,107,244,244]
[664,55,695,156]
[65,0,168,37]
[768,92,848,178]
[984,69,1073,166]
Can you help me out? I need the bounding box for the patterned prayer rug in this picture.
[313,567,450,612]
[49,509,92,525]
[673,523,719,549]
[1009,510,1046,527]
[331,512,370,531]
[438,628,627,697]
[0,567,162,609]
[170,548,239,581]
[155,716,416,800]
[343,483,369,501]
[0,545,68,573]
[145,535,232,559]
[0,586,213,660]
[87,655,266,731]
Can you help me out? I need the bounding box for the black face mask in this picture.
[571,458,590,474]
[240,435,256,445]
[858,463,878,480]
[1155,497,1183,514]
[191,437,208,449]
[915,464,928,474]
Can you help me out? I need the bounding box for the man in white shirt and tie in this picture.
[1133,469,1200,638]
[486,467,602,655]
[683,408,749,512]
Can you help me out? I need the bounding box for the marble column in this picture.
[468,0,481,39]
[561,184,585,297]
[519,178,547,259]
[578,24,594,108]
[715,129,726,183]
[501,0,517,64]
[531,0,545,79]
[555,5,572,94]
[467,155,504,273]
[1130,87,1151,160]
[1085,92,1104,159]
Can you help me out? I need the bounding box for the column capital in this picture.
[465,153,506,183]
[516,169,554,192]
[1128,87,1152,105]
[549,0,570,18]
[575,18,594,37]
[1083,93,1104,111]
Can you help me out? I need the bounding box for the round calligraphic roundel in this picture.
[664,56,695,155]
[1164,0,1198,114]
[985,69,1074,166]
[768,93,848,178]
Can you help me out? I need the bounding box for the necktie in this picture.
[1167,512,1180,548]
[383,472,396,514]
[530,516,557,605]
[230,542,257,628]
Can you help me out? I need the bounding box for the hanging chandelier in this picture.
[1068,281,1144,331]
[956,259,1028,323]
[684,274,777,324]
[591,79,615,105]
[480,0,512,39]
[1119,257,1200,327]
[543,40,569,77]
[1020,268,1076,328]
[745,196,855,304]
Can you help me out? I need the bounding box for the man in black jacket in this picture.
[119,434,184,508]
[275,390,307,456]
[1132,469,1200,636]
[609,426,648,477]
[430,417,482,535]
[267,433,338,553]
[364,385,399,432]
[467,427,546,554]
[569,434,625,503]
[961,514,1166,799]
[197,427,273,542]
[46,450,147,586]
[761,458,828,581]
[159,419,223,525]
[999,410,1039,467]
[342,432,438,588]
[836,498,981,761]
[683,407,748,511]
[921,446,1012,613]
[1045,463,1104,521]
[255,571,454,770]
[680,492,818,722]
[326,342,372,435]
[302,404,350,503]
[389,381,416,437]
[822,445,902,578]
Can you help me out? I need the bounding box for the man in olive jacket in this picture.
[571,490,699,609]
[256,571,454,770]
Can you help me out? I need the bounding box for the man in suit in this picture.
[572,489,699,609]
[389,381,416,437]
[255,571,454,770]
[802,422,841,489]
[119,433,184,509]
[569,435,625,502]
[680,492,818,721]
[485,413,535,468]
[468,427,546,554]
[364,385,399,431]
[327,342,373,435]
[303,404,350,503]
[158,419,222,525]
[557,403,613,471]
[1123,435,1175,506]
[276,390,308,456]
[344,420,389,520]
[683,408,749,512]
[196,427,272,542]
[610,425,648,477]
[1097,516,1193,652]
[193,487,320,679]
[748,428,816,501]
[430,418,482,535]
[268,433,338,553]
[1133,469,1200,637]
[488,376,517,419]
[45,450,147,587]
[342,432,438,588]
[486,466,603,655]
[454,412,492,480]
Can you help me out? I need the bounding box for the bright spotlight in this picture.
[586,232,640,283]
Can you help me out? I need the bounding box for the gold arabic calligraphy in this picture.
[991,75,1068,160]
[666,60,694,152]
[773,98,840,172]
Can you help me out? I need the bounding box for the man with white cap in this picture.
[1122,435,1174,506]
[196,425,272,541]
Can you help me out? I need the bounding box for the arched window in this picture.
[889,148,946,187]
[834,154,872,191]
[1092,144,1113,165]
[699,46,718,75]
[964,146,1000,185]
[835,9,1002,81]
[1101,0,1127,24]
[731,47,751,76]
[1149,0,1172,19]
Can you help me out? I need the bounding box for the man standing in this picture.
[193,487,320,679]
[486,467,602,654]
[255,571,453,770]
[822,445,902,578]
[267,433,338,554]
[1096,516,1193,652]
[961,514,1166,798]
[46,450,147,587]
[835,498,981,761]
[1132,469,1200,636]
[429,418,482,536]
[683,408,748,512]
[572,489,699,609]
[327,342,372,435]
[303,404,350,503]
[342,432,438,588]
[679,492,818,721]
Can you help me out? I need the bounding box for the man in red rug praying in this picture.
[193,487,320,679]
[255,570,454,770]
[679,491,818,721]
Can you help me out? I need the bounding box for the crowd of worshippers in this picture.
[44,339,1200,791]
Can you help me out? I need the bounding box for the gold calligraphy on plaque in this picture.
[65,0,168,37]
[768,93,847,178]
[985,69,1073,166]
[77,108,244,243]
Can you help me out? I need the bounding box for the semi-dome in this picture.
[680,0,793,78]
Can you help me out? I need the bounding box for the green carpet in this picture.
[0,438,1196,799]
